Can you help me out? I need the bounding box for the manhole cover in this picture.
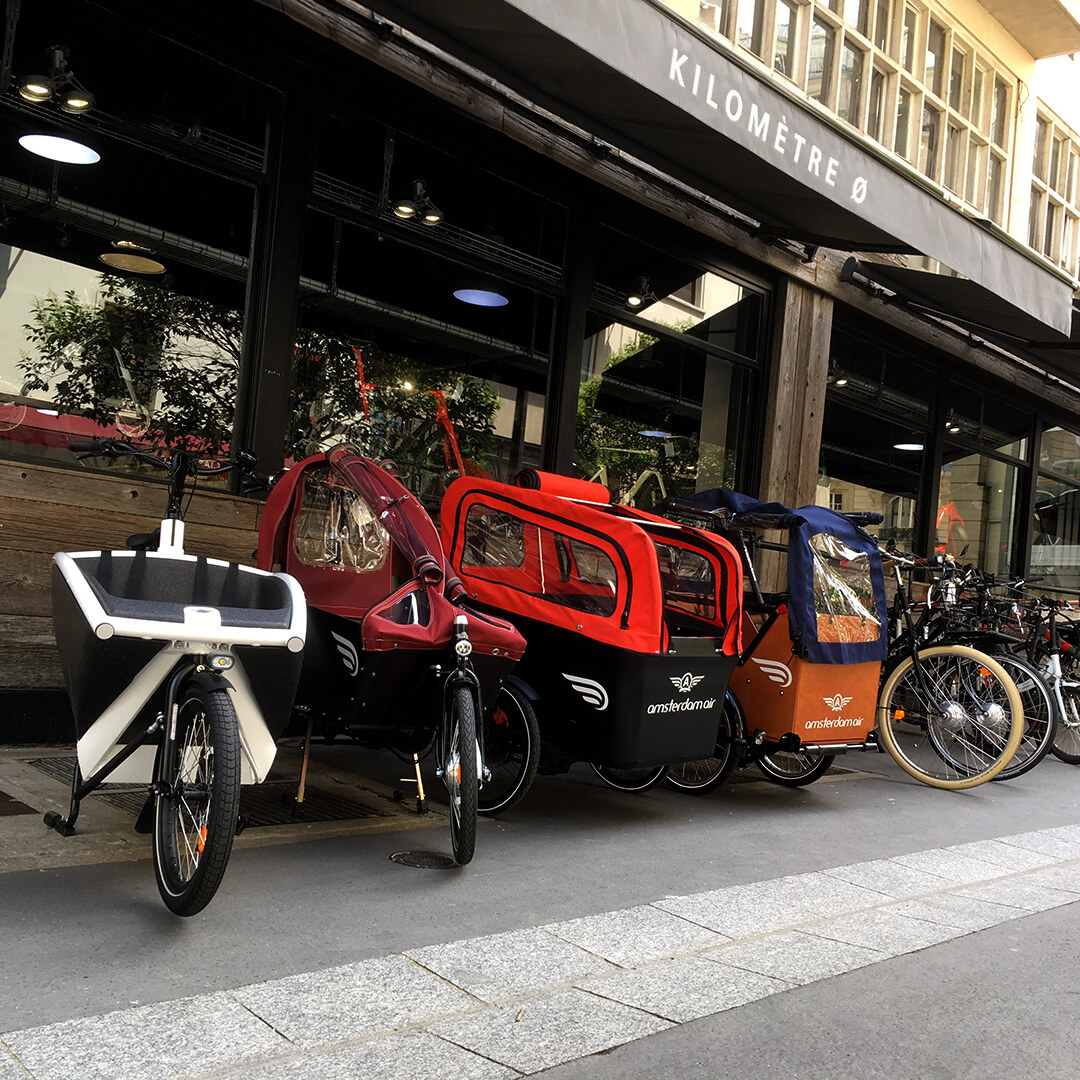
[390,850,458,869]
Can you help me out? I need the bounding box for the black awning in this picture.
[844,260,1074,343]
[337,0,1074,337]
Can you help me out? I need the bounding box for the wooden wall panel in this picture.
[0,461,263,689]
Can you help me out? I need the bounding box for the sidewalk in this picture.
[4,823,1079,1079]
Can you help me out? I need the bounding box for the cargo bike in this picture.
[256,444,529,864]
[659,491,1025,791]
[439,470,745,790]
[47,438,307,916]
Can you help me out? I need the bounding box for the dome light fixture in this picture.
[626,276,657,310]
[98,252,166,275]
[454,287,508,307]
[18,76,53,103]
[19,133,100,164]
[893,442,924,451]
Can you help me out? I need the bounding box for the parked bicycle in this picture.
[47,438,307,915]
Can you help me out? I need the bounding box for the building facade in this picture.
[2,0,1080,699]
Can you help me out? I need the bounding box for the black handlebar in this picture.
[725,510,806,531]
[842,511,884,526]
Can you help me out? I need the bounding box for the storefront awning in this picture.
[353,0,1075,337]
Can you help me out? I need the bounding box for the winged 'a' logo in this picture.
[562,673,609,711]
[669,673,705,694]
[823,694,853,711]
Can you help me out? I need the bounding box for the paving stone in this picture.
[0,1047,32,1080]
[820,858,953,898]
[887,891,1026,932]
[208,1031,518,1080]
[577,956,789,1024]
[232,954,475,1048]
[428,988,670,1074]
[406,927,612,1004]
[1043,824,1080,845]
[946,839,1063,872]
[996,830,1080,861]
[654,880,818,939]
[960,877,1080,912]
[706,929,882,985]
[1021,864,1080,894]
[889,848,1007,885]
[2,993,284,1080]
[802,909,960,955]
[544,904,726,967]
[770,871,892,914]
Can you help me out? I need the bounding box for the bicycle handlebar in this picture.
[842,511,884,526]
[723,510,806,531]
[70,437,253,478]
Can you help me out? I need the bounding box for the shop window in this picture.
[936,454,1019,575]
[1035,427,1080,591]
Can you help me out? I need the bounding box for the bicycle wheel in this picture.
[477,683,540,815]
[590,763,668,792]
[1052,686,1080,764]
[152,684,241,916]
[666,694,742,795]
[442,683,477,865]
[755,749,836,786]
[988,653,1057,781]
[877,644,1024,789]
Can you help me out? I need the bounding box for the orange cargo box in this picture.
[733,611,879,746]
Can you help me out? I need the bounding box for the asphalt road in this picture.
[2,743,1079,1077]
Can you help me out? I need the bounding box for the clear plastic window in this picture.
[293,466,390,572]
[462,507,526,567]
[809,532,881,644]
[654,543,716,621]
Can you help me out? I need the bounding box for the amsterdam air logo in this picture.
[669,673,705,694]
[330,630,359,676]
[562,673,609,711]
[823,694,853,711]
[751,657,792,688]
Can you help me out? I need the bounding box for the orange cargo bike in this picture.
[659,491,1024,791]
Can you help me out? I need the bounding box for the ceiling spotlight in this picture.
[835,376,849,387]
[60,88,95,115]
[17,45,95,116]
[626,276,656,310]
[454,287,509,307]
[18,133,100,164]
[18,76,53,103]
[893,443,924,451]
[98,252,166,275]
[392,179,443,226]
[948,424,960,434]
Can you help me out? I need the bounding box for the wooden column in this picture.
[756,279,833,590]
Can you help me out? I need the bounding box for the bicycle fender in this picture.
[186,670,234,694]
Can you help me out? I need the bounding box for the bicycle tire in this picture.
[1051,686,1080,764]
[590,763,668,792]
[877,644,1024,789]
[988,653,1057,780]
[443,683,478,865]
[477,682,540,815]
[152,684,241,916]
[665,693,742,795]
[755,749,836,787]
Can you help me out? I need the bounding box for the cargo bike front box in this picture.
[440,471,745,770]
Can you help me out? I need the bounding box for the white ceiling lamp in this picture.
[18,133,100,164]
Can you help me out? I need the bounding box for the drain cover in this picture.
[390,850,457,869]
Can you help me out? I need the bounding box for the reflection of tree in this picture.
[20,276,498,486]
[576,327,728,505]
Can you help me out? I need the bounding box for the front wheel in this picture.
[666,693,742,795]
[152,684,241,916]
[1051,686,1080,764]
[877,645,1024,789]
[755,749,836,787]
[442,683,478,865]
[477,682,540,815]
[590,763,668,792]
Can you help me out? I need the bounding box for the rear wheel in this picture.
[877,644,1024,789]
[477,683,540,815]
[755,749,836,787]
[152,684,241,917]
[442,683,477,865]
[590,763,668,792]
[666,694,742,795]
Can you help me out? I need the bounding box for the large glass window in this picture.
[809,17,837,104]
[1034,426,1080,591]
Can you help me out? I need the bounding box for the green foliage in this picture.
[19,276,499,483]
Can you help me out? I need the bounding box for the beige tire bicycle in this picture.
[877,644,1024,789]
